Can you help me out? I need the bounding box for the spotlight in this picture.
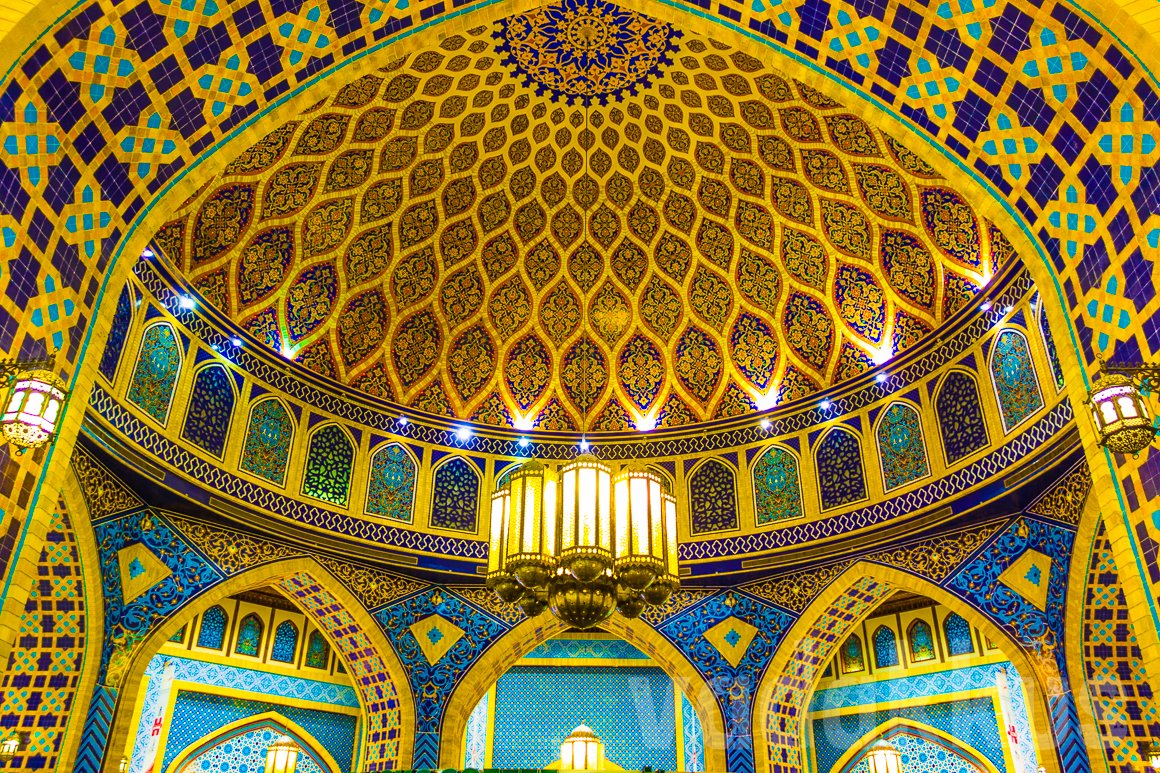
[177,296,195,310]
[980,302,992,311]
[820,399,831,411]
[456,426,473,443]
[518,437,530,449]
[636,413,657,432]
[875,373,887,383]
[397,415,408,427]
[280,344,295,359]
[513,416,535,431]
[759,418,772,430]
[579,438,590,452]
[141,248,154,259]
[230,337,243,347]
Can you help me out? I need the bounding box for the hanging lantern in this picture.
[486,486,522,603]
[0,369,66,452]
[1087,373,1157,454]
[264,735,299,773]
[560,725,605,770]
[559,454,613,583]
[865,739,903,773]
[642,492,678,606]
[505,460,558,590]
[0,732,24,762]
[613,464,665,592]
[1143,740,1160,770]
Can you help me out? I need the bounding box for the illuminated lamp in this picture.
[1087,367,1158,455]
[0,365,66,453]
[264,735,299,773]
[865,739,903,773]
[560,725,604,770]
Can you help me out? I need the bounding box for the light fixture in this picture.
[560,725,605,770]
[1141,740,1160,770]
[264,734,299,773]
[230,337,243,347]
[865,738,903,773]
[488,456,678,629]
[0,732,26,762]
[456,425,473,443]
[759,418,772,430]
[119,757,129,773]
[0,356,67,453]
[1086,365,1158,455]
[177,296,195,310]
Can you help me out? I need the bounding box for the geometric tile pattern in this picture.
[175,725,326,773]
[845,729,987,773]
[996,548,1053,611]
[703,616,761,668]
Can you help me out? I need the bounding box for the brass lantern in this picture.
[558,454,613,582]
[641,492,678,606]
[264,734,299,773]
[486,486,522,603]
[865,739,903,773]
[613,464,665,592]
[1087,372,1157,454]
[0,732,24,762]
[560,725,605,770]
[0,369,66,452]
[505,460,558,590]
[1142,740,1160,770]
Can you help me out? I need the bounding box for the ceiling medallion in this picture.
[495,0,680,105]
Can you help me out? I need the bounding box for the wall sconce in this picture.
[0,732,27,762]
[1141,740,1160,770]
[0,355,66,454]
[1087,365,1159,455]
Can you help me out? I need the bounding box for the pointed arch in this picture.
[181,362,236,458]
[239,397,295,486]
[270,620,299,663]
[934,369,990,465]
[871,625,899,668]
[127,321,183,425]
[829,718,1002,773]
[161,711,342,773]
[750,444,803,526]
[105,558,415,773]
[430,456,482,532]
[437,615,729,771]
[305,630,330,669]
[943,612,974,656]
[906,618,936,662]
[815,426,867,510]
[989,327,1044,432]
[302,424,356,506]
[366,442,418,523]
[196,606,228,650]
[687,457,739,535]
[839,633,865,674]
[752,561,1065,773]
[234,612,264,657]
[874,401,930,492]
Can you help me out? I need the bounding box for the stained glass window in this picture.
[305,630,330,669]
[877,402,929,491]
[271,620,298,663]
[197,606,227,650]
[1036,296,1065,391]
[752,446,803,525]
[872,626,899,668]
[908,619,936,662]
[431,457,481,531]
[127,322,182,423]
[240,398,294,485]
[366,443,417,522]
[944,613,974,656]
[302,425,355,506]
[689,459,738,534]
[816,427,867,510]
[181,364,236,457]
[936,371,989,465]
[99,284,134,382]
[990,329,1043,431]
[840,634,864,674]
[235,613,263,657]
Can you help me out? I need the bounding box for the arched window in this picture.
[127,322,182,423]
[366,443,417,523]
[302,425,355,506]
[840,634,865,674]
[990,329,1044,431]
[944,613,974,656]
[872,626,899,668]
[1036,296,1065,391]
[197,606,228,650]
[240,398,294,485]
[688,459,738,535]
[815,427,867,510]
[270,621,299,663]
[936,371,989,465]
[908,619,936,662]
[181,364,236,457]
[876,402,930,491]
[235,613,263,657]
[752,446,803,525]
[99,284,134,382]
[305,630,330,669]
[431,457,481,532]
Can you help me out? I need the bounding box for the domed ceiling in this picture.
[153,0,1018,431]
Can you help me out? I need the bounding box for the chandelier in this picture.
[486,455,678,628]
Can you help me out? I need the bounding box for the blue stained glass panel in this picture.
[127,322,182,423]
[366,443,417,522]
[271,620,298,663]
[197,606,227,650]
[936,371,989,465]
[235,613,263,656]
[240,398,293,485]
[181,364,235,457]
[877,403,930,491]
[872,626,899,668]
[991,329,1043,431]
[816,428,867,510]
[99,285,133,382]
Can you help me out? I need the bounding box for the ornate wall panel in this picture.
[301,425,355,506]
[239,398,295,486]
[180,363,235,457]
[126,322,183,425]
[876,402,929,492]
[990,329,1044,432]
[935,371,989,466]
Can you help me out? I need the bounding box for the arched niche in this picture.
[437,614,729,771]
[161,711,341,773]
[751,561,1068,773]
[830,718,1002,773]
